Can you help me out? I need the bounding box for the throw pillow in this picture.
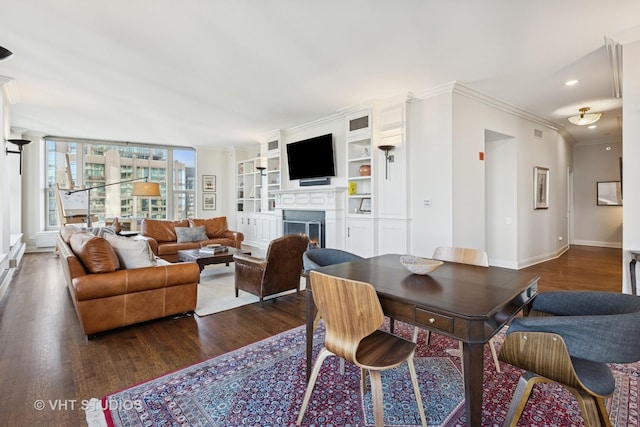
[104,234,156,269]
[175,226,208,243]
[86,226,117,238]
[189,217,228,238]
[69,232,120,273]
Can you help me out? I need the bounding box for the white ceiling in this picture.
[1,1,638,149]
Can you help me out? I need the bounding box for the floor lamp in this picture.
[66,177,160,227]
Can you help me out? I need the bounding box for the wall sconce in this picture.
[5,139,31,175]
[378,145,396,179]
[256,166,267,177]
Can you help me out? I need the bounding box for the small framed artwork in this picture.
[202,175,216,192]
[359,197,372,213]
[533,166,549,210]
[203,193,216,210]
[597,181,622,206]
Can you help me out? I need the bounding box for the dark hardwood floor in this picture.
[0,245,622,426]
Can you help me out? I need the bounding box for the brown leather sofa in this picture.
[57,227,200,336]
[139,217,244,262]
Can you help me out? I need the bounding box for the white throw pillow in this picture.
[105,234,156,269]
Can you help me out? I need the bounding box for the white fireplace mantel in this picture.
[274,186,347,248]
[274,186,347,211]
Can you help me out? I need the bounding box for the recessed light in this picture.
[606,146,612,151]
[565,79,579,86]
[588,125,597,129]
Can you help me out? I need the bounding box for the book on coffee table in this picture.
[200,245,228,254]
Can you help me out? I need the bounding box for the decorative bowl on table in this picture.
[400,255,443,275]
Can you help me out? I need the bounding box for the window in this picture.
[45,138,196,230]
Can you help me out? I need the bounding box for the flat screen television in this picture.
[286,133,335,180]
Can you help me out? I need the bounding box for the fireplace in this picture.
[283,210,325,248]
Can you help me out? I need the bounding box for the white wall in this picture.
[407,91,454,258]
[485,131,517,266]
[573,142,622,247]
[1,86,9,256]
[622,38,640,294]
[195,147,232,221]
[408,83,571,267]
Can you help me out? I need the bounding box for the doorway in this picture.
[485,130,518,267]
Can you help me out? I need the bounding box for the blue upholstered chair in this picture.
[498,291,640,427]
[302,248,363,276]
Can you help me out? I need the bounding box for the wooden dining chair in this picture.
[297,271,427,427]
[414,246,501,373]
[499,291,640,426]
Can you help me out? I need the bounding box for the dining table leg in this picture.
[462,341,485,426]
[305,286,314,382]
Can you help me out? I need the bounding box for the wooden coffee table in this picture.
[177,247,251,272]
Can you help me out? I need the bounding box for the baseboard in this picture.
[572,240,622,249]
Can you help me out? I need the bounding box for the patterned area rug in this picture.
[86,322,639,427]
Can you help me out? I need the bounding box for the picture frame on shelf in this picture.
[203,193,216,210]
[597,181,622,206]
[359,197,372,213]
[202,175,216,192]
[533,166,549,210]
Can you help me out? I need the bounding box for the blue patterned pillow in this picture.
[175,226,208,243]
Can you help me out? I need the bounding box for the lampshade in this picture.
[568,107,602,126]
[132,182,161,197]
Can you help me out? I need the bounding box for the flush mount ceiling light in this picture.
[568,107,602,126]
[0,45,12,60]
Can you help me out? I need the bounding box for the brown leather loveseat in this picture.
[57,226,200,336]
[139,217,244,262]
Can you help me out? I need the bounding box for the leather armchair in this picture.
[233,234,309,306]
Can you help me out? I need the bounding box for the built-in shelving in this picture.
[346,111,373,216]
[236,158,261,212]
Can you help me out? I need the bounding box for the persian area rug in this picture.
[86,322,639,427]
[194,264,306,317]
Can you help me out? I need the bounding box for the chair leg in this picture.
[368,370,385,427]
[407,354,428,427]
[296,347,333,426]
[568,390,612,427]
[503,372,548,427]
[360,368,367,396]
[312,312,346,374]
[489,337,501,373]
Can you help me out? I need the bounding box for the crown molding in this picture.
[413,81,563,132]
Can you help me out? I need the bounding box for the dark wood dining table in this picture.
[305,253,540,427]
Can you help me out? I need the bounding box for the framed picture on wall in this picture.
[597,181,622,206]
[533,166,549,210]
[202,175,216,192]
[203,193,216,210]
